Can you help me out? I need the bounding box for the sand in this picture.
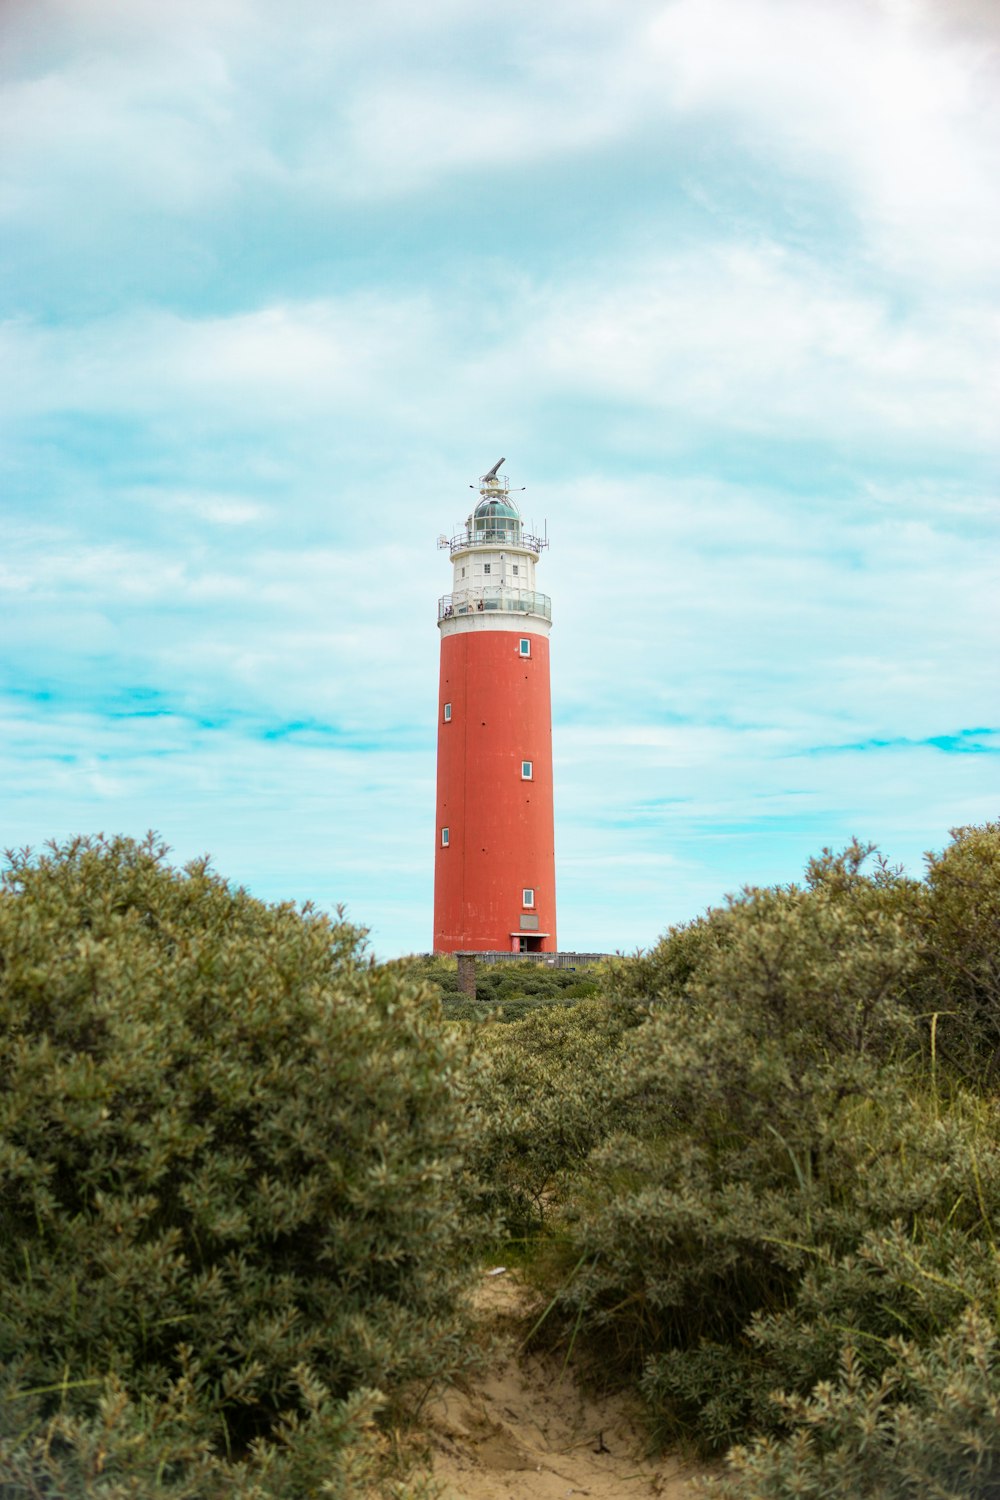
[413,1268,710,1500]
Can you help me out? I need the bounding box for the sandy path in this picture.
[417,1269,709,1500]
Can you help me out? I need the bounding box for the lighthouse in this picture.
[434,459,557,954]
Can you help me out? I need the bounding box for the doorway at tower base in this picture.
[510,934,547,954]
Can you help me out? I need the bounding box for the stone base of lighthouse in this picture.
[434,627,556,954]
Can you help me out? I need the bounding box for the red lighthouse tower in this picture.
[434,459,556,954]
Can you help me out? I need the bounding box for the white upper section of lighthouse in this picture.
[437,459,551,638]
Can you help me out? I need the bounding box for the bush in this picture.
[382,954,462,1000]
[474,963,603,1006]
[389,956,605,1026]
[467,996,645,1237]
[921,821,1000,1080]
[416,827,1000,1495]
[537,844,945,1448]
[710,1308,1000,1499]
[0,835,488,1497]
[446,993,581,1025]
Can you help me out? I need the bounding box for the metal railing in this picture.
[438,588,552,622]
[440,529,547,555]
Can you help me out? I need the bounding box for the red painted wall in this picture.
[434,629,556,952]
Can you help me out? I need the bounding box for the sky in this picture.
[2,0,998,958]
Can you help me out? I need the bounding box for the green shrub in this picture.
[921,822,1000,1080]
[473,962,604,1007]
[383,953,461,999]
[601,913,727,1007]
[392,956,605,1025]
[561,980,600,1000]
[538,845,939,1447]
[709,1308,1000,1499]
[0,835,488,1497]
[434,828,1000,1494]
[519,831,1000,1490]
[467,996,645,1237]
[447,993,580,1025]
[618,1083,1000,1452]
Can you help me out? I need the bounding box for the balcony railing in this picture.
[439,529,547,556]
[438,588,552,622]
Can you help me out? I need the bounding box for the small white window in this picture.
[443,703,452,722]
[441,827,449,847]
[519,638,530,657]
[523,888,535,908]
[512,564,519,576]
[521,760,533,780]
[484,563,491,575]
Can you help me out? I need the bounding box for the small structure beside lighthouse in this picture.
[434,459,557,953]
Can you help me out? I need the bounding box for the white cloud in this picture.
[6,0,995,281]
[518,241,1000,450]
[5,226,995,460]
[145,489,271,526]
[0,297,436,423]
[644,0,1000,281]
[2,0,998,955]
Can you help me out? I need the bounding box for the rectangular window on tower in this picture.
[512,564,519,576]
[519,638,531,657]
[522,888,535,908]
[443,703,452,722]
[521,760,533,780]
[441,827,449,847]
[483,563,491,574]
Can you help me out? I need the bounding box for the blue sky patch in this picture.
[2,0,998,955]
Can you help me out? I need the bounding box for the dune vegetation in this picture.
[2,825,999,1496]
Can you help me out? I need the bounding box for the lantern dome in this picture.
[470,491,522,544]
